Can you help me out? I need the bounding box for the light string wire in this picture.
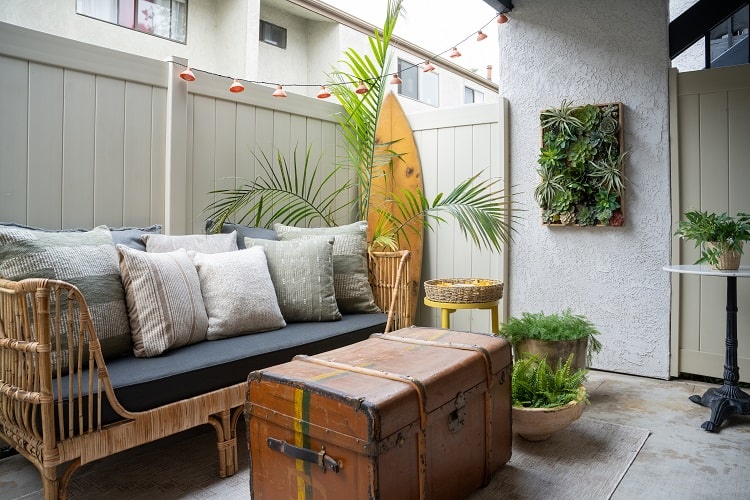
[171,12,505,93]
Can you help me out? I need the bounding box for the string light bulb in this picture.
[497,13,509,23]
[179,68,196,81]
[389,73,403,85]
[316,85,331,99]
[272,85,287,97]
[355,81,369,94]
[476,30,488,41]
[450,47,461,58]
[229,79,245,93]
[423,61,436,72]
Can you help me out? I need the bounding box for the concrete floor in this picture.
[583,370,750,499]
[1,370,749,499]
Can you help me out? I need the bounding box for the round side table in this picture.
[423,297,499,335]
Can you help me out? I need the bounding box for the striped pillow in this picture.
[117,245,208,357]
[0,225,132,368]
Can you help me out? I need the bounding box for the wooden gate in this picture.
[669,64,750,381]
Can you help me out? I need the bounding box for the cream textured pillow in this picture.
[274,221,379,314]
[190,247,286,340]
[244,237,341,322]
[143,232,238,253]
[117,245,208,357]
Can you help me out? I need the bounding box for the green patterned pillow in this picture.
[0,225,132,365]
[274,221,380,314]
[244,237,341,322]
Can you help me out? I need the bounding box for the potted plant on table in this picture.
[498,309,602,370]
[674,210,750,270]
[511,354,589,441]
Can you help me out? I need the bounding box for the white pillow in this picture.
[190,247,286,340]
[117,245,208,357]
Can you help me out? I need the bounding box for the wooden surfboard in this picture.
[367,92,424,323]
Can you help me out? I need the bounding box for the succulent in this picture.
[559,211,576,226]
[577,205,597,226]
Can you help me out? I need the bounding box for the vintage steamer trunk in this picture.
[245,327,512,499]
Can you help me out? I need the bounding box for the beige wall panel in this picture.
[235,103,258,188]
[93,77,125,226]
[698,92,729,213]
[150,87,167,226]
[28,63,63,228]
[415,127,439,327]
[62,71,96,229]
[191,96,217,234]
[214,99,238,201]
[676,94,701,352]
[0,56,29,223]
[123,82,154,227]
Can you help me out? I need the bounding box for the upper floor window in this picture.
[397,58,439,107]
[260,20,287,49]
[464,87,485,104]
[76,0,187,44]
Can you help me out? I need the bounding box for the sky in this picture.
[321,0,502,82]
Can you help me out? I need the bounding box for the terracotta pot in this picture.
[512,387,587,441]
[514,337,588,370]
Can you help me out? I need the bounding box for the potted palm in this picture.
[674,210,750,270]
[511,354,589,441]
[498,309,602,370]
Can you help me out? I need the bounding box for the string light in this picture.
[172,11,509,96]
[229,79,245,93]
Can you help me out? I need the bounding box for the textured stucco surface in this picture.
[498,0,672,378]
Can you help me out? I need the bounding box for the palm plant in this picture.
[204,0,516,253]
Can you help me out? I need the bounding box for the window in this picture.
[76,0,187,43]
[464,87,485,104]
[707,4,749,68]
[260,20,287,49]
[397,58,439,107]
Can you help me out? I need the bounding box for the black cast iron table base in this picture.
[689,385,750,431]
[688,276,750,432]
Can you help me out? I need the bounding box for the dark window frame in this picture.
[259,19,287,49]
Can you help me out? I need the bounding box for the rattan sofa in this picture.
[0,225,411,500]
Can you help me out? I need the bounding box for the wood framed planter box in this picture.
[535,101,625,227]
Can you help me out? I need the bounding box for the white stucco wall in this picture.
[499,0,673,378]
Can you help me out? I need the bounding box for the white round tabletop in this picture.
[663,264,750,278]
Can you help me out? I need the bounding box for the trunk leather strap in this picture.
[267,437,342,473]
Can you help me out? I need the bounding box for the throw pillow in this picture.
[274,221,380,314]
[244,237,341,322]
[143,232,238,254]
[189,247,286,340]
[0,224,132,367]
[117,245,208,357]
[109,224,162,251]
[205,220,279,248]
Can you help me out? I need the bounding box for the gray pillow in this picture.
[274,221,379,314]
[143,232,238,253]
[206,221,279,248]
[117,245,208,357]
[0,222,163,252]
[245,237,341,322]
[189,247,286,340]
[0,225,132,366]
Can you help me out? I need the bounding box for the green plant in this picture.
[537,100,626,226]
[589,149,628,196]
[540,99,584,141]
[674,210,750,267]
[499,309,602,362]
[204,145,353,231]
[576,205,597,226]
[512,354,589,409]
[204,0,517,252]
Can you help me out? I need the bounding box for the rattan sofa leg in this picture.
[209,410,238,478]
[57,458,82,500]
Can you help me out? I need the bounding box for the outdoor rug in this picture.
[470,417,651,500]
[4,417,649,499]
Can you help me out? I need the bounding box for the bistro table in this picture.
[663,264,750,431]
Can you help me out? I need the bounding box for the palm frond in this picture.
[203,145,354,232]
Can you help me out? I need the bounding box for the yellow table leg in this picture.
[490,305,499,335]
[441,308,454,329]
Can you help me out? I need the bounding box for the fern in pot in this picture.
[674,210,750,270]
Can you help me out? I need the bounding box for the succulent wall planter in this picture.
[535,101,626,227]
